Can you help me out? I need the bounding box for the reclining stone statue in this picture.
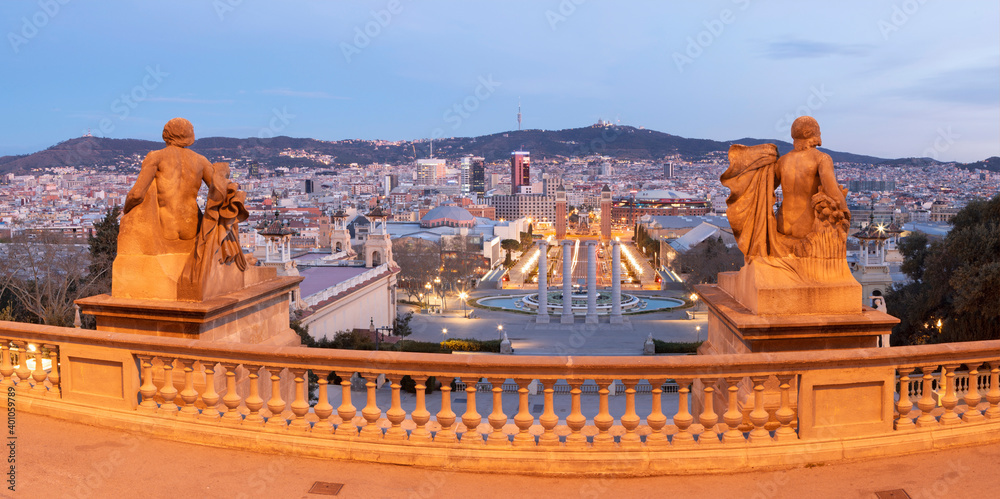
[720,116,859,314]
[114,118,252,301]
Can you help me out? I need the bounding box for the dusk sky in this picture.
[2,1,997,162]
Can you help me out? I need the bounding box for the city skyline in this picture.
[2,1,997,162]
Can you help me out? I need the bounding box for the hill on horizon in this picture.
[1,124,986,174]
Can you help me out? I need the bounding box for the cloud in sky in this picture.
[260,89,348,100]
[147,97,235,105]
[759,39,875,60]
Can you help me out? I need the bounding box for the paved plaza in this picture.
[20,411,1000,499]
[405,288,707,356]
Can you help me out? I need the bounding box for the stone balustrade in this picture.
[5,320,1000,475]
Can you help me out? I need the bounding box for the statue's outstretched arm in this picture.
[124,152,158,214]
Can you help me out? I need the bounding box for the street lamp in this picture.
[696,325,702,342]
[442,328,448,336]
[497,324,503,340]
[434,276,443,312]
[425,282,433,313]
[370,317,378,351]
[458,291,469,319]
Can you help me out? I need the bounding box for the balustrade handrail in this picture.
[3,320,999,379]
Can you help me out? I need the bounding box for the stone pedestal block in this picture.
[76,274,304,346]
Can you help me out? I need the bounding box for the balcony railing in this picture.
[6,320,1000,475]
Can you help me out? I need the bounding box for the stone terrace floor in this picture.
[20,412,1000,499]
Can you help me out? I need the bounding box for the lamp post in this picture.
[458,292,469,319]
[497,324,503,340]
[424,282,432,313]
[696,325,702,343]
[434,276,443,312]
[370,317,378,351]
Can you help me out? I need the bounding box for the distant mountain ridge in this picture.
[0,125,989,174]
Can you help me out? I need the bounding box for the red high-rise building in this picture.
[511,151,530,194]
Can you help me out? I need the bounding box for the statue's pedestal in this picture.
[692,272,898,432]
[76,274,303,346]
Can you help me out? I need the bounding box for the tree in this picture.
[519,231,533,252]
[674,236,743,285]
[87,205,121,296]
[500,239,520,268]
[887,195,1000,345]
[391,237,441,301]
[0,231,95,326]
[440,235,486,301]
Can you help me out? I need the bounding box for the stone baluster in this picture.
[335,372,357,437]
[0,342,14,388]
[12,341,30,391]
[158,357,179,415]
[199,362,221,422]
[916,365,938,428]
[723,377,745,444]
[220,363,242,424]
[360,373,382,439]
[409,376,432,442]
[939,364,962,425]
[384,375,407,440]
[435,379,457,443]
[512,378,535,446]
[748,376,771,443]
[486,377,509,446]
[565,381,587,448]
[178,359,200,418]
[288,369,310,431]
[962,363,984,423]
[460,377,483,446]
[895,367,916,430]
[44,344,60,397]
[672,378,695,446]
[698,378,721,445]
[620,380,641,448]
[264,367,287,430]
[646,378,669,447]
[593,380,615,448]
[30,345,46,393]
[243,365,265,426]
[538,380,559,447]
[312,370,334,435]
[774,375,796,441]
[985,362,1000,420]
[137,355,158,413]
